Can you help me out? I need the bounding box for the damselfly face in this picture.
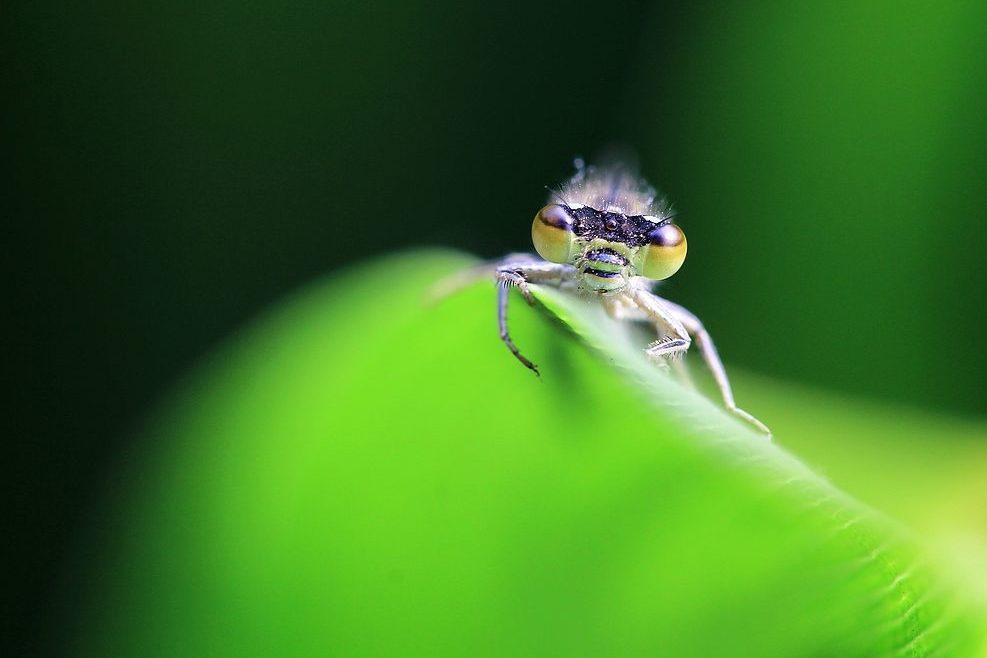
[529,165,687,293]
[532,204,687,293]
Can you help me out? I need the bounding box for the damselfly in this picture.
[493,160,770,436]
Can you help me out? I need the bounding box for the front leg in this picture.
[495,256,574,376]
[627,287,771,438]
[621,287,693,362]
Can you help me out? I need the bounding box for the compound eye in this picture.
[639,223,687,280]
[531,204,576,263]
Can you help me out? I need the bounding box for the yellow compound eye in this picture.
[531,204,576,263]
[638,223,687,280]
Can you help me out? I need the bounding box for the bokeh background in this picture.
[7,0,986,655]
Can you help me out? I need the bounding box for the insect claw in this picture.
[728,406,773,439]
[509,349,540,377]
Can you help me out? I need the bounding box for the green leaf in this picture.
[74,251,984,658]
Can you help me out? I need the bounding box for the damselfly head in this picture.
[531,164,687,293]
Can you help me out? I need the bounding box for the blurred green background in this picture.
[6,0,986,655]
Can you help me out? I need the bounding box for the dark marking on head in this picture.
[583,268,621,278]
[584,248,629,267]
[567,206,671,247]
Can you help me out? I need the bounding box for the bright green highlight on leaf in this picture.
[75,251,984,657]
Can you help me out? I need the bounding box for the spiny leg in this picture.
[627,287,771,438]
[601,295,697,390]
[497,279,538,375]
[660,297,771,437]
[604,295,696,389]
[495,258,575,377]
[621,288,692,362]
